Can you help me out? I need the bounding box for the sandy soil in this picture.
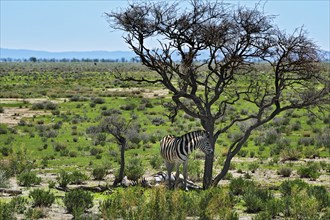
[107,87,168,98]
[0,98,65,126]
[0,107,51,126]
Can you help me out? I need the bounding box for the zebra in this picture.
[160,130,213,190]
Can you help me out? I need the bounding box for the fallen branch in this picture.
[0,188,22,196]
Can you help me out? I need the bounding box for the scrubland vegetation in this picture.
[0,62,329,219]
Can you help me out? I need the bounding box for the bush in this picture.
[24,207,45,219]
[151,117,166,126]
[280,146,301,161]
[125,157,144,181]
[149,154,162,170]
[70,171,89,184]
[278,166,292,177]
[90,146,104,155]
[308,185,330,209]
[316,128,330,149]
[92,167,107,180]
[243,187,273,213]
[120,103,136,111]
[63,189,93,218]
[280,179,309,197]
[229,177,255,196]
[9,196,28,214]
[0,202,15,220]
[53,142,67,152]
[91,97,105,104]
[187,159,203,181]
[29,189,55,207]
[0,146,12,156]
[282,188,320,219]
[100,187,238,220]
[297,163,321,180]
[17,171,41,186]
[264,128,280,145]
[248,162,259,173]
[56,170,71,188]
[32,101,57,110]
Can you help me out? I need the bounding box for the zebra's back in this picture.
[160,135,187,163]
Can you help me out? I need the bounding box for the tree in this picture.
[29,57,37,62]
[99,115,132,186]
[106,0,329,188]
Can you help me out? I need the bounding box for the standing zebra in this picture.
[160,130,213,190]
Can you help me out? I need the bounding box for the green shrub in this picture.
[280,146,301,161]
[149,154,162,170]
[229,177,255,196]
[63,189,93,218]
[280,179,309,197]
[125,157,144,181]
[92,167,107,180]
[282,188,320,219]
[297,163,321,180]
[1,146,12,156]
[187,159,203,181]
[32,101,57,110]
[243,186,273,213]
[90,146,104,155]
[308,186,330,209]
[24,207,45,219]
[9,196,28,214]
[265,198,284,218]
[278,166,292,177]
[0,169,9,188]
[56,170,71,188]
[199,187,237,219]
[316,128,330,149]
[70,171,89,184]
[17,171,41,186]
[248,162,259,173]
[237,149,248,157]
[0,202,15,220]
[53,142,67,152]
[29,189,55,207]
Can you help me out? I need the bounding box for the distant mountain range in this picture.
[0,48,137,61]
[1,48,329,61]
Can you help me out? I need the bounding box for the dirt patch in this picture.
[0,98,65,126]
[0,107,51,126]
[107,88,168,98]
[0,98,65,104]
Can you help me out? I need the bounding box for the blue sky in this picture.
[1,0,329,52]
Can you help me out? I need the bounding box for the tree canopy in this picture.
[106,0,329,188]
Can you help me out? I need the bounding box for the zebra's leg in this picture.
[183,160,188,191]
[165,162,174,189]
[174,163,180,188]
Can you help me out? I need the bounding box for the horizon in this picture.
[1,0,329,52]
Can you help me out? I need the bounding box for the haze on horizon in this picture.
[1,0,329,52]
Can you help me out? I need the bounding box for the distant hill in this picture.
[0,48,137,61]
[1,48,329,62]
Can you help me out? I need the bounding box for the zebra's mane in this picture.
[178,130,206,138]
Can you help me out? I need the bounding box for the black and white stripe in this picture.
[160,130,212,190]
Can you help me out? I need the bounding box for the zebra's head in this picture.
[199,131,213,155]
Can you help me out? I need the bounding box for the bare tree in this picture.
[106,0,329,188]
[100,115,132,186]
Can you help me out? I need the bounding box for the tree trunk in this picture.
[203,151,214,189]
[212,129,253,186]
[113,138,126,186]
[202,121,215,189]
